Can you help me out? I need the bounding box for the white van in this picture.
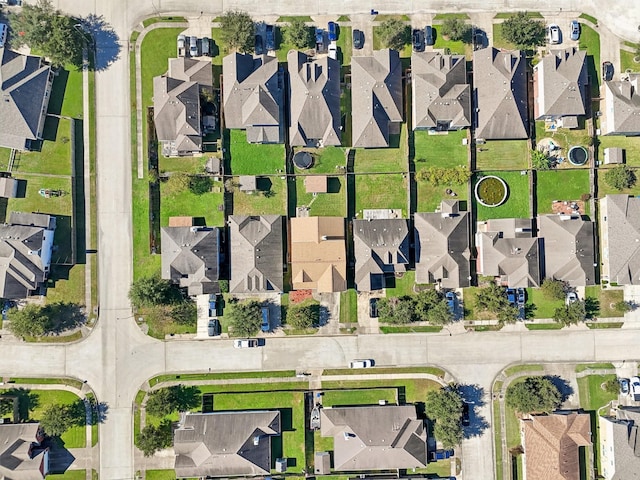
[0,23,8,48]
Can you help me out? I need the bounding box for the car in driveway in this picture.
[631,376,640,401]
[234,339,259,348]
[566,291,578,305]
[189,36,198,56]
[425,25,434,46]
[547,24,561,44]
[445,291,456,315]
[430,449,454,461]
[265,24,275,51]
[369,298,378,318]
[570,20,580,40]
[516,288,526,307]
[412,28,425,52]
[349,359,373,369]
[619,377,630,396]
[328,42,337,60]
[207,319,220,337]
[328,21,337,41]
[261,306,270,332]
[602,61,614,81]
[506,288,516,306]
[353,29,364,49]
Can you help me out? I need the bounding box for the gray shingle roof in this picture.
[168,57,213,86]
[351,49,403,148]
[600,194,640,285]
[604,408,640,480]
[603,76,640,135]
[534,48,587,120]
[473,48,528,140]
[223,53,282,143]
[320,405,427,471]
[353,219,409,291]
[229,215,284,293]
[0,48,52,151]
[0,423,47,480]
[287,50,341,147]
[174,411,281,478]
[538,214,595,286]
[414,201,471,288]
[161,226,220,295]
[412,52,471,130]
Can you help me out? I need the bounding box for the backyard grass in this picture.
[228,130,285,175]
[526,288,564,319]
[474,171,530,220]
[353,125,408,173]
[9,119,73,176]
[534,121,593,163]
[292,147,347,174]
[355,173,407,217]
[620,49,640,73]
[336,26,352,66]
[384,270,415,298]
[231,176,287,215]
[46,265,86,306]
[413,130,468,167]
[293,176,346,217]
[415,175,469,213]
[584,286,625,317]
[535,169,591,216]
[159,155,209,174]
[596,167,640,197]
[475,139,529,170]
[322,388,397,406]
[159,182,225,227]
[339,290,357,325]
[597,135,640,167]
[492,23,517,51]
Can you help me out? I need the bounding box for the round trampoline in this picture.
[293,151,313,169]
[568,146,588,166]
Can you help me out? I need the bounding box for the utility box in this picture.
[275,458,287,473]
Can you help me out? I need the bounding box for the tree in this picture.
[170,301,197,326]
[8,0,84,67]
[227,300,262,337]
[0,397,13,416]
[137,419,173,457]
[377,296,416,324]
[377,19,410,51]
[614,300,631,315]
[285,18,313,49]
[531,150,552,170]
[604,165,636,191]
[129,276,179,309]
[540,278,566,301]
[145,385,201,418]
[189,176,213,195]
[474,282,518,323]
[414,290,453,325]
[7,304,52,339]
[553,300,587,325]
[286,300,319,329]
[501,12,546,49]
[40,401,85,437]
[164,172,190,195]
[440,18,471,42]
[220,10,255,53]
[603,377,620,394]
[505,376,562,413]
[425,387,464,448]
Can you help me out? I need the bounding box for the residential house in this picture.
[599,194,640,285]
[414,200,471,288]
[351,49,403,148]
[533,48,588,127]
[0,212,56,299]
[473,48,529,140]
[161,225,220,295]
[320,405,427,471]
[538,214,595,286]
[412,52,471,131]
[353,219,409,291]
[603,75,640,136]
[0,48,54,151]
[290,216,346,293]
[223,53,283,143]
[599,407,640,480]
[475,218,540,287]
[521,412,591,480]
[174,411,281,478]
[288,50,341,147]
[168,57,213,86]
[228,215,283,293]
[0,423,49,480]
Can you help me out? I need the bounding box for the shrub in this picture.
[440,18,471,42]
[531,150,551,170]
[416,166,470,185]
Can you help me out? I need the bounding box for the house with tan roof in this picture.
[0,423,48,480]
[473,48,529,140]
[174,411,281,478]
[320,405,427,471]
[521,412,591,480]
[290,216,346,293]
[412,52,471,131]
[602,74,640,136]
[599,407,640,480]
[223,53,283,143]
[599,194,640,285]
[351,49,403,148]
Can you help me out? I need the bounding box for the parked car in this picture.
[602,61,614,81]
[201,37,210,56]
[255,34,264,55]
[570,20,580,40]
[353,29,364,49]
[412,28,424,52]
[425,25,434,46]
[315,27,324,51]
[234,339,259,348]
[0,23,8,49]
[547,24,561,44]
[430,449,454,461]
[566,291,578,305]
[619,377,630,396]
[506,288,516,306]
[349,359,373,369]
[265,24,275,50]
[177,34,186,56]
[207,319,220,337]
[328,42,337,60]
[189,36,198,56]
[446,291,456,315]
[516,288,526,307]
[328,21,337,41]
[369,298,379,318]
[462,403,470,426]
[209,294,217,317]
[631,376,640,401]
[261,306,270,332]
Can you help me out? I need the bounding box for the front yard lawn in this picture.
[433,32,472,58]
[231,176,287,215]
[526,287,564,319]
[354,173,407,218]
[46,265,86,306]
[353,124,409,173]
[140,28,185,110]
[584,286,625,317]
[293,176,346,217]
[385,270,415,297]
[578,374,617,411]
[336,26,352,66]
[322,388,397,406]
[228,130,285,175]
[413,129,468,168]
[474,171,530,220]
[597,135,640,167]
[535,169,591,216]
[475,140,529,170]
[620,49,640,73]
[160,182,225,227]
[292,147,347,174]
[492,23,517,50]
[340,289,357,324]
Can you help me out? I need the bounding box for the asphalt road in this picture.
[7,1,640,479]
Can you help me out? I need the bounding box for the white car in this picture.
[349,359,373,369]
[631,376,640,401]
[233,339,258,348]
[328,42,337,60]
[547,24,561,44]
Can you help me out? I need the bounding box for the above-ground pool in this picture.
[568,146,589,166]
[475,175,508,207]
[293,151,313,169]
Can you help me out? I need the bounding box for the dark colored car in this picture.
[209,295,217,316]
[445,291,456,315]
[265,24,275,51]
[353,29,364,49]
[506,288,516,306]
[369,298,378,318]
[412,28,424,52]
[603,61,614,81]
[430,449,454,461]
[328,21,337,41]
[207,319,220,337]
[462,403,470,426]
[261,306,270,332]
[516,288,526,307]
[315,27,324,44]
[425,25,434,46]
[254,34,264,55]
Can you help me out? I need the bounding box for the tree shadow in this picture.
[458,384,489,439]
[318,304,330,327]
[44,302,86,333]
[80,14,121,71]
[4,388,39,421]
[584,297,599,319]
[546,375,574,403]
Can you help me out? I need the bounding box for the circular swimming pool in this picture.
[475,175,508,207]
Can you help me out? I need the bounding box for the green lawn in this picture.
[575,363,615,373]
[385,270,415,297]
[433,32,472,58]
[159,182,225,227]
[475,140,529,170]
[494,12,543,19]
[276,15,313,22]
[144,470,177,480]
[535,169,591,216]
[463,287,496,320]
[526,288,565,319]
[584,286,625,317]
[380,325,443,333]
[228,130,285,175]
[578,25,600,74]
[492,23,517,50]
[413,130,468,167]
[142,16,187,27]
[321,379,441,403]
[159,155,209,174]
[353,125,408,173]
[48,471,86,480]
[292,147,347,174]
[339,289,357,324]
[336,26,352,66]
[474,171,530,220]
[578,374,617,411]
[504,364,544,376]
[293,176,346,217]
[579,14,598,24]
[620,49,640,73]
[231,176,287,215]
[322,388,397,406]
[433,13,470,20]
[534,121,593,165]
[46,265,86,306]
[598,136,640,167]
[415,173,469,213]
[355,173,407,218]
[140,28,184,111]
[210,28,226,67]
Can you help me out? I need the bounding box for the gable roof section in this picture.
[174,411,281,478]
[0,423,47,480]
[351,49,403,147]
[320,405,427,471]
[0,48,52,150]
[473,48,528,140]
[161,226,220,295]
[229,215,284,293]
[538,214,595,286]
[534,48,587,119]
[288,50,341,147]
[412,52,471,130]
[290,216,346,293]
[168,57,213,86]
[522,413,591,480]
[414,202,471,288]
[603,76,640,135]
[601,407,640,480]
[353,219,409,291]
[600,194,640,284]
